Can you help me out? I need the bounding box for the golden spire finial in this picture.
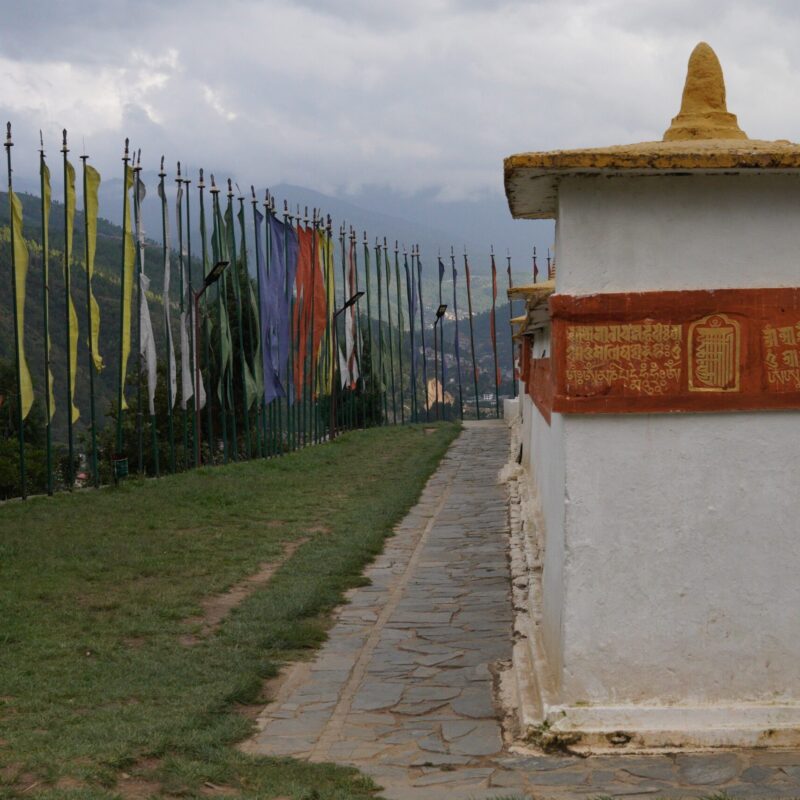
[663,42,747,141]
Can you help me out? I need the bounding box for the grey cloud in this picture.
[1,0,800,220]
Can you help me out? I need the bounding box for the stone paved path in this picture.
[245,421,800,799]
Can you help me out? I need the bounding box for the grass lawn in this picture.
[0,423,460,799]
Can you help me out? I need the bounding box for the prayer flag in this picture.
[135,176,157,414]
[40,159,55,419]
[9,191,34,419]
[84,165,104,372]
[158,178,177,407]
[64,160,80,422]
[120,165,136,411]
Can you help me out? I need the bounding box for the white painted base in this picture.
[502,412,800,752]
[540,703,800,752]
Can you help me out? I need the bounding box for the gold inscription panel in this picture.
[565,323,682,397]
[549,288,800,413]
[763,320,800,391]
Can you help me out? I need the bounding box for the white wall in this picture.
[532,172,800,707]
[559,412,800,705]
[556,174,800,294]
[520,321,568,687]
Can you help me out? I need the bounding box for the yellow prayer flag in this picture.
[65,160,80,423]
[312,230,336,396]
[41,159,56,420]
[84,164,104,372]
[10,191,34,420]
[120,165,136,411]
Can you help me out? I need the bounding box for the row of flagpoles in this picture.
[4,125,532,500]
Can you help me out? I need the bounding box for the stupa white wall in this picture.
[507,43,800,746]
[556,174,800,293]
[513,174,800,745]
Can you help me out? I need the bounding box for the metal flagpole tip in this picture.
[123,137,129,160]
[198,167,205,187]
[176,161,182,178]
[159,155,165,177]
[4,121,11,148]
[62,128,68,152]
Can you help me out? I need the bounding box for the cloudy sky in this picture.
[1,0,799,229]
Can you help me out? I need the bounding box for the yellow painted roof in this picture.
[504,43,800,219]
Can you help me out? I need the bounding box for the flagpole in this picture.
[375,238,386,424]
[133,152,144,474]
[415,245,430,422]
[490,247,500,418]
[302,207,311,446]
[222,185,238,460]
[375,236,389,425]
[361,231,373,426]
[184,171,197,467]
[243,190,262,455]
[5,123,26,498]
[39,135,53,495]
[326,216,335,438]
[198,169,214,462]
[159,158,175,471]
[339,224,348,431]
[393,241,405,424]
[433,292,440,421]
[352,228,365,428]
[232,188,253,459]
[403,247,417,423]
[61,129,75,487]
[175,163,191,467]
[451,247,464,421]
[309,209,319,445]
[80,153,99,486]
[438,255,445,419]
[265,192,276,456]
[134,151,158,476]
[507,250,517,398]
[116,139,131,460]
[252,187,267,457]
[464,247,481,420]
[284,201,295,450]
[381,238,396,424]
[210,175,229,463]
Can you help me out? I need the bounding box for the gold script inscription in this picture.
[688,314,741,392]
[763,321,800,391]
[565,323,682,396]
